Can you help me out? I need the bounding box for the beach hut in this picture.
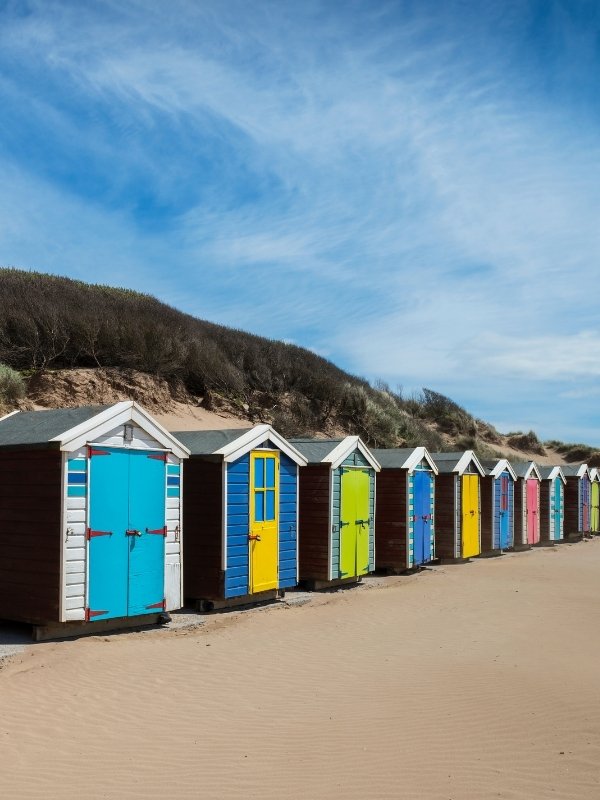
[562,464,591,539]
[372,447,438,572]
[512,462,542,548]
[174,425,307,609]
[289,437,380,588]
[0,402,189,636]
[538,466,566,543]
[590,468,600,534]
[479,458,517,554]
[430,451,485,561]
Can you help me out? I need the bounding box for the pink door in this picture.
[526,479,539,544]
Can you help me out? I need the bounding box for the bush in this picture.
[0,363,25,404]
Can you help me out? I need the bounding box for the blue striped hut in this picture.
[373,447,438,572]
[562,464,591,540]
[479,458,517,554]
[538,466,566,543]
[290,437,380,589]
[174,425,307,609]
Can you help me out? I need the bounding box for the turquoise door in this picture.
[552,478,562,540]
[88,448,166,621]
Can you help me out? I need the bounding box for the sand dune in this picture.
[1,541,600,799]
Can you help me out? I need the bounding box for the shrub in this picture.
[0,363,25,404]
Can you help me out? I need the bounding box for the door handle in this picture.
[126,529,142,537]
[248,535,261,541]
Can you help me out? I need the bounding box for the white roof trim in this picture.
[0,409,20,424]
[320,436,381,471]
[544,466,567,483]
[453,450,486,477]
[214,424,307,466]
[51,401,191,459]
[519,461,542,480]
[589,467,599,482]
[487,458,517,480]
[400,447,439,475]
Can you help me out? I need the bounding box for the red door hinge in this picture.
[87,528,112,540]
[88,447,111,458]
[146,599,166,611]
[85,608,108,621]
[146,526,167,536]
[148,453,168,462]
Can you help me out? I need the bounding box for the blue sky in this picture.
[1,0,600,443]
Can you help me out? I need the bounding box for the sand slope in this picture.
[1,541,600,799]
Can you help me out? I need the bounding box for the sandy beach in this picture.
[1,540,600,800]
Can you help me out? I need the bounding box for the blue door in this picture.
[128,451,167,616]
[413,471,431,566]
[88,448,166,621]
[552,477,562,540]
[498,475,510,549]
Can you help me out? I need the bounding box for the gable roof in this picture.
[589,467,600,482]
[0,402,190,458]
[290,436,380,471]
[511,461,542,480]
[430,450,485,476]
[175,424,307,466]
[372,447,438,474]
[562,464,590,479]
[539,465,567,483]
[479,458,517,480]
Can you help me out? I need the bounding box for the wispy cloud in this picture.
[1,1,599,441]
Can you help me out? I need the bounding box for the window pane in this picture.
[266,457,275,488]
[255,491,265,522]
[255,457,265,489]
[266,490,275,520]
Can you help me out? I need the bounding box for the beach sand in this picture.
[1,540,600,799]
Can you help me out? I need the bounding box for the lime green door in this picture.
[249,451,279,593]
[340,469,371,578]
[591,482,600,533]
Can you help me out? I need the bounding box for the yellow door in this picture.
[249,451,279,593]
[461,474,480,558]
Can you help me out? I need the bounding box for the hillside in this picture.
[0,267,596,464]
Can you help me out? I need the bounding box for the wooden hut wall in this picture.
[514,480,525,545]
[539,479,551,542]
[182,458,223,601]
[564,478,584,535]
[375,468,408,570]
[433,473,458,560]
[480,476,493,552]
[331,449,375,579]
[297,464,331,581]
[224,443,298,599]
[0,448,63,624]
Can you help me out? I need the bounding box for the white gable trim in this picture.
[518,461,542,481]
[321,436,381,471]
[589,467,599,482]
[214,424,307,466]
[487,459,517,480]
[0,409,20,424]
[453,450,486,477]
[400,447,439,475]
[51,401,190,459]
[545,466,567,484]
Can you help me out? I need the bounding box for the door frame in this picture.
[248,448,280,593]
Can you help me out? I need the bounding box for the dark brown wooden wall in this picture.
[0,448,62,623]
[375,469,408,570]
[434,474,456,559]
[480,476,494,552]
[564,478,580,535]
[182,458,224,601]
[539,481,551,542]
[298,465,330,581]
[514,479,524,545]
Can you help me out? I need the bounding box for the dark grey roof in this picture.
[512,462,536,478]
[0,406,110,448]
[372,448,418,468]
[430,452,463,473]
[172,428,254,455]
[562,464,587,477]
[539,465,559,479]
[288,438,344,464]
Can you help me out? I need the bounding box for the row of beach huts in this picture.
[0,401,596,639]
